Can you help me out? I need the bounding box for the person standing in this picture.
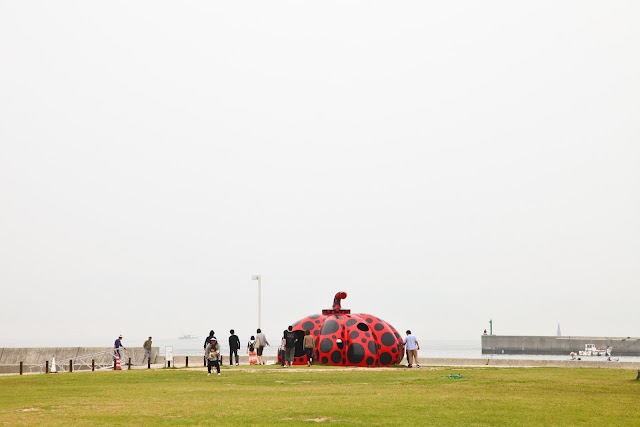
[403,330,420,368]
[284,326,297,367]
[229,329,241,366]
[247,335,258,365]
[303,330,315,366]
[205,336,221,376]
[204,330,215,349]
[278,330,287,367]
[204,330,221,365]
[114,335,125,361]
[255,328,270,365]
[142,336,152,365]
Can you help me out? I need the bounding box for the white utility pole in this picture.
[251,274,261,329]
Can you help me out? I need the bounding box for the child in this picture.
[247,336,258,365]
[205,336,221,376]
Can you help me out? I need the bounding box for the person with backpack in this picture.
[229,329,241,366]
[284,326,298,367]
[255,328,270,365]
[205,336,221,376]
[278,330,287,367]
[247,335,257,365]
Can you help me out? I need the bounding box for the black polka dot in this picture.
[313,330,319,336]
[350,331,360,340]
[366,356,374,366]
[357,323,369,332]
[379,352,392,365]
[346,319,357,326]
[320,338,333,353]
[365,333,370,338]
[309,314,320,319]
[368,341,377,355]
[347,343,365,364]
[322,357,328,364]
[361,338,367,343]
[331,351,341,364]
[391,347,397,353]
[381,332,395,346]
[302,321,314,331]
[322,319,340,335]
[365,318,373,323]
[374,323,384,331]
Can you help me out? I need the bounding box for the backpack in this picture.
[249,341,255,352]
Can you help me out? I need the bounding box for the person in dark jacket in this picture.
[204,330,215,349]
[229,329,241,366]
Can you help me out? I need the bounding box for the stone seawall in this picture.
[482,335,640,356]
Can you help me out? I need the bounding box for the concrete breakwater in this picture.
[482,335,640,356]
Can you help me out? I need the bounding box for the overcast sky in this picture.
[1,1,638,347]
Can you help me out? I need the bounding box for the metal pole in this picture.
[489,319,493,335]
[92,359,95,371]
[20,362,23,375]
[45,361,49,374]
[258,275,261,329]
[69,360,73,373]
[186,356,189,368]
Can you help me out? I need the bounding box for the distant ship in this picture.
[178,333,199,340]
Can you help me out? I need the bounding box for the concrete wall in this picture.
[481,335,640,356]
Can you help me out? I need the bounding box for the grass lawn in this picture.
[1,365,639,426]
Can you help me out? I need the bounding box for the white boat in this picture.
[178,334,199,340]
[577,344,612,357]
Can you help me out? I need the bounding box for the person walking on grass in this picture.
[255,328,270,365]
[229,330,241,366]
[142,336,152,365]
[278,330,287,367]
[403,330,420,368]
[205,336,221,376]
[303,330,315,366]
[284,326,297,367]
[247,336,258,365]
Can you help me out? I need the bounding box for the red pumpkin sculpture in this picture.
[286,292,405,367]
